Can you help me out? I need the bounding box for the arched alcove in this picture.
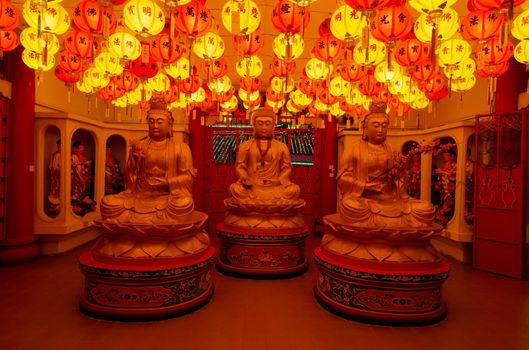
[465,133,476,226]
[105,135,126,195]
[402,140,421,199]
[71,129,97,217]
[43,126,61,218]
[431,136,458,226]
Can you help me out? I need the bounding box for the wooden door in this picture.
[474,112,527,278]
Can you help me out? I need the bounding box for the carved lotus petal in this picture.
[141,241,168,257]
[365,242,393,262]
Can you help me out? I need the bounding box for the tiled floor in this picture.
[1,236,528,350]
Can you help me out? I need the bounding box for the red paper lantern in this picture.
[97,88,113,102]
[64,31,100,59]
[421,73,445,93]
[150,33,185,65]
[179,74,201,94]
[372,6,413,43]
[201,57,228,79]
[376,87,390,102]
[339,100,356,113]
[233,31,264,56]
[468,0,524,11]
[358,75,383,96]
[216,87,234,103]
[388,95,410,113]
[116,69,141,92]
[72,0,117,36]
[412,62,437,82]
[317,88,338,105]
[266,88,284,102]
[298,75,318,96]
[339,62,368,82]
[425,85,448,101]
[240,77,262,92]
[313,34,344,62]
[476,61,509,78]
[130,55,159,79]
[270,55,296,77]
[197,91,215,111]
[154,84,179,103]
[476,38,513,67]
[271,0,310,34]
[173,1,211,38]
[54,66,80,84]
[345,0,390,11]
[350,104,368,117]
[102,79,125,99]
[58,50,88,73]
[0,0,19,31]
[394,38,430,68]
[318,18,332,37]
[461,10,504,41]
[0,30,17,53]
[245,95,262,108]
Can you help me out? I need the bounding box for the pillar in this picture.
[189,108,206,212]
[317,116,337,233]
[495,58,526,113]
[0,47,39,263]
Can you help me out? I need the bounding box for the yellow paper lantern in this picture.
[273,33,304,61]
[76,79,94,94]
[266,98,284,111]
[220,95,239,110]
[443,57,476,79]
[344,87,367,106]
[123,0,165,36]
[208,76,232,93]
[95,52,124,76]
[450,75,476,92]
[398,85,425,104]
[189,87,206,103]
[438,38,472,67]
[193,32,225,61]
[330,102,345,117]
[19,28,60,56]
[108,31,142,62]
[288,0,318,7]
[165,57,190,80]
[408,0,458,16]
[238,88,260,102]
[129,83,154,102]
[329,76,351,97]
[314,99,329,113]
[235,55,263,78]
[147,72,171,93]
[270,76,295,94]
[514,40,529,64]
[290,89,313,107]
[286,99,300,114]
[389,75,413,95]
[22,48,55,71]
[374,61,403,84]
[414,8,459,44]
[112,96,129,108]
[305,57,332,81]
[330,5,365,46]
[169,93,188,109]
[353,38,386,67]
[221,0,261,35]
[83,68,110,89]
[23,1,70,35]
[512,9,529,40]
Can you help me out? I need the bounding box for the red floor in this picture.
[1,235,528,350]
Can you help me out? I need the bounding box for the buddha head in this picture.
[362,101,389,144]
[252,108,277,139]
[147,99,173,141]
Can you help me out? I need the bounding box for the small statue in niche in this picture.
[104,143,124,195]
[433,147,457,225]
[464,147,474,226]
[71,140,97,216]
[407,153,421,199]
[47,139,61,217]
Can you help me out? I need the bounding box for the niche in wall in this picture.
[105,135,126,195]
[44,126,61,218]
[401,140,420,199]
[71,129,97,217]
[431,136,457,226]
[465,133,476,226]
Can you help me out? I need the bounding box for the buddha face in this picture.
[364,115,389,145]
[148,113,172,141]
[254,116,274,139]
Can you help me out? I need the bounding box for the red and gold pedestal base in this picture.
[79,246,215,320]
[313,247,450,325]
[216,223,309,277]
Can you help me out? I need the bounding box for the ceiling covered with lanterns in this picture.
[3,0,529,119]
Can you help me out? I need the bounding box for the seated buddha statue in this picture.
[226,108,304,210]
[335,101,435,229]
[100,101,195,225]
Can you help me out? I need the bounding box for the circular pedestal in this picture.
[313,247,450,325]
[216,223,309,277]
[79,246,215,320]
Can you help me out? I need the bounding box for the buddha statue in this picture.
[96,100,209,258]
[322,101,439,262]
[224,108,305,228]
[47,139,61,217]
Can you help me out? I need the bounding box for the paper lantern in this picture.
[130,55,159,79]
[239,77,261,92]
[95,52,124,76]
[414,8,459,44]
[20,28,60,56]
[286,99,301,114]
[173,1,211,38]
[372,6,413,44]
[22,49,55,71]
[235,55,263,78]
[475,38,513,67]
[462,10,503,41]
[330,5,365,46]
[443,58,476,79]
[345,87,367,106]
[238,88,260,102]
[23,1,70,35]
[208,75,232,93]
[179,74,201,94]
[76,79,94,93]
[270,76,295,93]
[421,72,445,93]
[201,57,228,79]
[123,0,165,36]
[221,0,261,35]
[512,8,529,40]
[514,39,529,64]
[233,31,264,56]
[270,55,296,77]
[290,89,313,107]
[476,60,509,78]
[409,94,430,110]
[393,38,430,68]
[353,38,386,66]
[102,79,125,99]
[54,65,80,84]
[72,0,117,36]
[165,56,190,80]
[64,31,100,59]
[220,95,239,110]
[151,33,185,65]
[266,88,284,102]
[317,87,338,105]
[0,0,19,31]
[108,31,142,61]
[289,0,319,8]
[329,76,351,97]
[469,0,524,11]
[0,30,17,54]
[305,57,332,81]
[193,32,225,61]
[450,75,476,92]
[408,0,458,15]
[339,62,367,82]
[330,102,346,117]
[273,33,304,61]
[298,75,318,95]
[189,87,206,103]
[412,62,437,81]
[266,98,285,111]
[169,93,188,110]
[345,0,390,11]
[116,69,141,92]
[438,38,472,67]
[216,87,235,103]
[425,85,448,101]
[374,61,403,84]
[313,34,344,62]
[398,85,423,104]
[358,75,383,96]
[389,75,412,95]
[147,72,171,92]
[314,99,329,113]
[318,17,332,37]
[271,0,310,34]
[58,50,88,73]
[83,68,110,88]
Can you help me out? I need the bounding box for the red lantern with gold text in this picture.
[270,55,296,77]
[64,31,100,60]
[372,6,413,44]
[271,0,310,34]
[72,0,117,36]
[54,65,80,85]
[359,75,383,96]
[425,85,448,100]
[0,30,17,55]
[394,38,430,68]
[298,76,318,96]
[339,62,368,82]
[173,1,211,39]
[266,88,284,102]
[117,69,141,92]
[0,0,19,31]
[313,34,344,62]
[201,57,228,79]
[130,55,159,79]
[179,74,201,94]
[461,10,503,41]
[233,31,264,56]
[240,77,262,92]
[476,60,509,78]
[412,62,437,82]
[150,33,185,65]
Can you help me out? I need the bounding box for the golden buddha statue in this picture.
[96,100,208,258]
[322,102,439,262]
[224,108,305,228]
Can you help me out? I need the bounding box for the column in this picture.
[0,47,39,263]
[495,58,526,113]
[189,108,206,212]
